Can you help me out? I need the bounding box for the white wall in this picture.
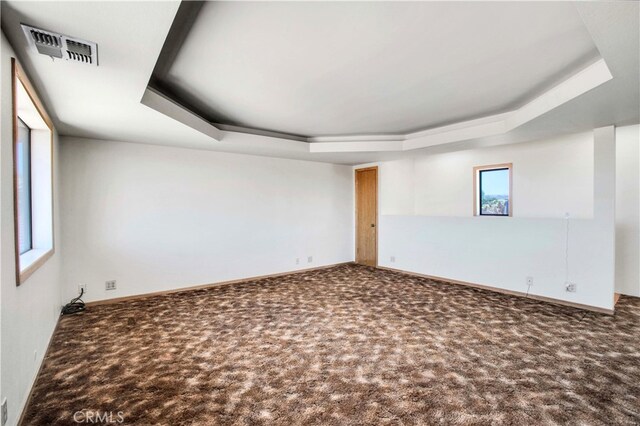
[616,124,640,296]
[1,32,64,426]
[60,137,354,303]
[364,130,617,311]
[381,132,594,218]
[379,158,415,216]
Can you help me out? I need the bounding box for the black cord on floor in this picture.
[61,288,86,315]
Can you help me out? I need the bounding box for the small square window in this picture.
[474,164,512,216]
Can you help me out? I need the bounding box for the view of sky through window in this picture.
[479,168,509,216]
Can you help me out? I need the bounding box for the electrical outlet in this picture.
[34,350,37,362]
[526,277,534,286]
[390,256,396,263]
[78,284,87,295]
[565,282,577,292]
[296,258,300,265]
[2,398,8,426]
[105,280,117,291]
[307,256,313,263]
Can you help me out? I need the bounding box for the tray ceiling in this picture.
[154,2,600,138]
[2,1,637,164]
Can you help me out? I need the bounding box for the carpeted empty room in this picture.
[22,265,640,425]
[1,1,639,425]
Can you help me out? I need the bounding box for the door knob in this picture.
[371,224,375,228]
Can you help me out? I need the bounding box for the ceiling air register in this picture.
[21,24,98,66]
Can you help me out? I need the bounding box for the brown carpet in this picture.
[22,264,640,425]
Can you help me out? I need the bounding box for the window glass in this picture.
[479,168,509,216]
[16,118,32,254]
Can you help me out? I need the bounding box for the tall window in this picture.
[474,164,512,216]
[13,58,54,285]
[16,118,32,254]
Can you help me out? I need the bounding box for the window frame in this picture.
[12,58,55,285]
[473,163,513,217]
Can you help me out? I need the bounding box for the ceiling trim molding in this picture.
[141,87,223,142]
[309,58,612,153]
[214,123,308,142]
[149,1,204,85]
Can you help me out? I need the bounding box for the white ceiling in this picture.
[165,1,599,137]
[1,1,638,165]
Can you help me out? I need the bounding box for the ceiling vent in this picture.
[21,24,98,66]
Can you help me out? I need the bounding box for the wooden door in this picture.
[355,167,377,267]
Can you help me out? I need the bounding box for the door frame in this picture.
[355,166,378,267]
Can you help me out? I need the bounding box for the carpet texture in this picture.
[22,264,640,425]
